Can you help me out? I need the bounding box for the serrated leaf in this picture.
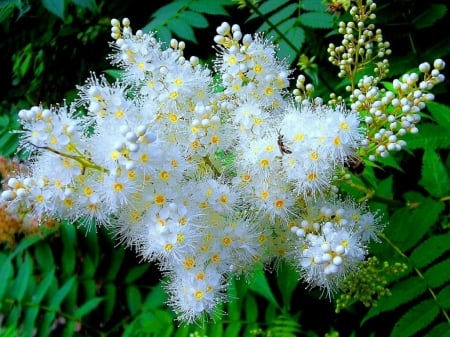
[150,1,186,22]
[168,17,197,43]
[410,232,450,268]
[300,11,335,29]
[390,299,439,337]
[412,3,447,29]
[267,3,298,26]
[126,285,142,315]
[178,10,208,29]
[423,258,450,288]
[189,0,230,15]
[41,0,65,20]
[362,276,427,324]
[247,269,280,309]
[124,264,150,284]
[387,195,444,251]
[419,149,450,197]
[247,0,291,21]
[427,101,450,130]
[74,297,103,318]
[402,123,450,150]
[274,19,304,64]
[301,0,326,11]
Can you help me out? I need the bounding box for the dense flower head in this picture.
[0,12,444,322]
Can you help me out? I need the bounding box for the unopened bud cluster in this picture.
[352,59,445,160]
[327,0,391,85]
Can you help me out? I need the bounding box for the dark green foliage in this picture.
[141,0,233,44]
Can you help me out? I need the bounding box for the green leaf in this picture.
[74,297,103,319]
[386,194,444,251]
[274,19,304,64]
[105,247,125,280]
[12,251,33,302]
[41,0,65,20]
[412,4,447,29]
[8,233,43,260]
[427,101,450,130]
[224,322,242,337]
[60,224,76,278]
[437,284,450,309]
[70,0,97,12]
[390,299,439,337]
[178,10,208,29]
[227,279,242,321]
[276,263,299,310]
[124,264,150,284]
[300,11,335,29]
[143,283,167,310]
[150,1,186,23]
[38,311,56,337]
[101,283,116,322]
[363,276,427,324]
[126,285,142,315]
[0,253,13,300]
[32,268,55,304]
[168,17,197,43]
[49,277,77,310]
[0,132,19,156]
[301,0,326,11]
[247,269,280,309]
[410,232,450,268]
[34,242,54,273]
[424,322,450,337]
[423,258,450,288]
[189,0,230,15]
[419,149,450,197]
[23,307,40,336]
[268,3,298,25]
[247,0,291,21]
[245,293,258,323]
[402,124,450,150]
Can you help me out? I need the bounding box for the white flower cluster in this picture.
[2,19,383,322]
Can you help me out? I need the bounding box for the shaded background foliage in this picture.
[0,0,450,336]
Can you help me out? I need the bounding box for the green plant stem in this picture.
[379,232,450,324]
